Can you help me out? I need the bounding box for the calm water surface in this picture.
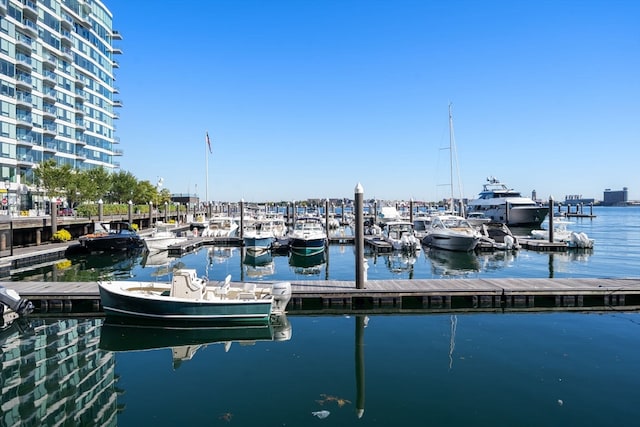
[2,207,640,426]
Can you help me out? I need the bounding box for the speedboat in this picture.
[422,214,481,252]
[466,177,548,226]
[143,222,187,252]
[78,221,144,252]
[382,220,421,252]
[201,216,239,238]
[288,216,327,256]
[98,269,292,324]
[242,217,285,251]
[530,219,594,248]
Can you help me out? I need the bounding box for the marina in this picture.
[1,205,636,318]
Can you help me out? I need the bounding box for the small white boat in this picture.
[466,212,492,228]
[382,220,421,252]
[143,222,187,252]
[202,216,239,238]
[242,217,286,251]
[530,220,594,248]
[98,269,292,323]
[422,214,481,252]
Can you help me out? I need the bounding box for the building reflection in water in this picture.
[0,318,117,426]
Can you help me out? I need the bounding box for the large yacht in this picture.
[466,177,548,226]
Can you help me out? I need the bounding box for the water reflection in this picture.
[0,317,116,426]
[100,313,291,369]
[385,251,417,276]
[427,247,480,277]
[242,249,275,279]
[208,246,237,265]
[289,251,326,275]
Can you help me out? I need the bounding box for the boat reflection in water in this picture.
[208,246,237,265]
[289,251,326,276]
[385,251,418,275]
[99,313,292,369]
[427,247,481,277]
[242,249,275,279]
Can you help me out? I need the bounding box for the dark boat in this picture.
[78,221,144,252]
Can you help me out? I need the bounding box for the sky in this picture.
[106,0,639,203]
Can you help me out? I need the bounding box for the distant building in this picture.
[602,188,628,206]
[564,195,595,205]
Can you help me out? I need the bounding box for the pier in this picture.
[6,277,640,317]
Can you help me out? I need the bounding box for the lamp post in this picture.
[4,180,10,217]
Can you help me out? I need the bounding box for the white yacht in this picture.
[466,177,548,226]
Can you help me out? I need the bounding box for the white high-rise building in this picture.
[0,0,121,211]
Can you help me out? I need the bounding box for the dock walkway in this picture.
[7,277,640,316]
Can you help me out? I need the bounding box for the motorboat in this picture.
[98,269,292,324]
[382,220,421,252]
[530,219,594,248]
[99,313,291,368]
[412,216,433,240]
[142,222,187,252]
[466,177,548,226]
[201,216,239,238]
[0,285,33,319]
[478,222,519,250]
[422,214,481,252]
[288,216,327,256]
[78,221,144,252]
[465,212,492,228]
[242,217,286,251]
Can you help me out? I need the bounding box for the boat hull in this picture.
[289,237,326,256]
[243,235,274,251]
[423,233,479,252]
[80,235,144,252]
[98,283,273,324]
[143,236,187,252]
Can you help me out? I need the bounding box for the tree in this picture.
[33,159,72,199]
[84,167,111,202]
[133,180,157,205]
[111,170,139,203]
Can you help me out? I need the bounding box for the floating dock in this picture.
[6,277,640,316]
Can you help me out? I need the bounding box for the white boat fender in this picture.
[504,235,514,250]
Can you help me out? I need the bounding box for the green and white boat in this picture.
[98,269,291,324]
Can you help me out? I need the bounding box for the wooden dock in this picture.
[7,277,640,317]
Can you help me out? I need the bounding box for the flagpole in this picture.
[205,131,209,204]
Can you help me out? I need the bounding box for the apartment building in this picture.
[0,0,121,212]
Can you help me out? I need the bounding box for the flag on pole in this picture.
[206,131,212,153]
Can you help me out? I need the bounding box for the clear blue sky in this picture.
[108,0,639,203]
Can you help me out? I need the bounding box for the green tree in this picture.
[33,159,72,199]
[111,170,139,203]
[84,167,111,202]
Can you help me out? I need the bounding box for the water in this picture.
[2,206,640,426]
